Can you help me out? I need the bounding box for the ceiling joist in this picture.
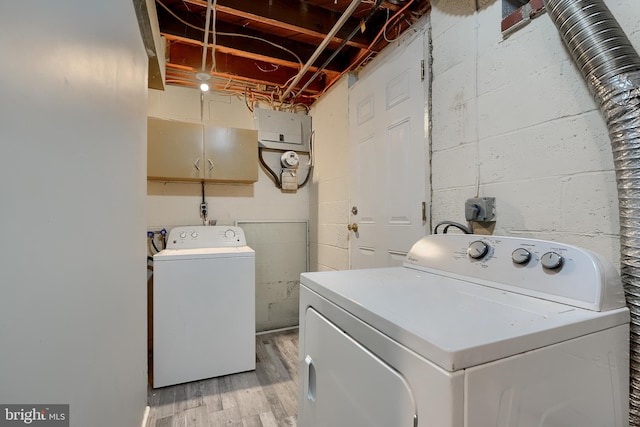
[156,0,431,106]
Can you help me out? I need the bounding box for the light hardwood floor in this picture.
[146,329,299,427]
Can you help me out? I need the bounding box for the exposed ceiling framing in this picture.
[156,0,431,107]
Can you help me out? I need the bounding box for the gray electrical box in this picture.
[254,108,312,152]
[465,197,496,222]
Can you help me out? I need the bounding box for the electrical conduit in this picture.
[280,0,363,101]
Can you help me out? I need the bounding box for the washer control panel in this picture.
[166,225,247,249]
[511,247,532,265]
[467,240,489,260]
[405,234,625,311]
[468,239,565,272]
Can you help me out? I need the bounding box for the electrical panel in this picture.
[254,108,312,152]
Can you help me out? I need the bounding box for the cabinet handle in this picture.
[194,158,200,171]
[208,159,214,172]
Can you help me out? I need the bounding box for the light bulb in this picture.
[196,71,211,92]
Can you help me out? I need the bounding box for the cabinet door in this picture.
[204,126,258,183]
[147,118,203,181]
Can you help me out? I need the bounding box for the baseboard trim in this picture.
[141,405,150,427]
[256,326,299,335]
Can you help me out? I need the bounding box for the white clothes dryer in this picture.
[153,225,255,388]
[298,234,630,427]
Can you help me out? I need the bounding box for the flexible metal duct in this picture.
[543,0,640,423]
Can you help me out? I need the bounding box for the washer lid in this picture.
[154,246,254,261]
[300,267,629,372]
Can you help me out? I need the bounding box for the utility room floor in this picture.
[146,329,299,427]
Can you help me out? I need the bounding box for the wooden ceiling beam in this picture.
[157,7,353,72]
[163,33,338,75]
[167,42,332,94]
[179,0,372,49]
[214,20,354,71]
[156,0,432,106]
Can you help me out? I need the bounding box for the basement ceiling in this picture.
[155,0,431,107]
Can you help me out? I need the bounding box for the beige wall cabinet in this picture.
[148,118,258,183]
[204,126,258,183]
[148,118,203,181]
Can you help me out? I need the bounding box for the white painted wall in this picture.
[309,77,351,272]
[430,0,640,266]
[147,86,309,227]
[0,1,148,426]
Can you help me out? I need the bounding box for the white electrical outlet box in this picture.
[281,169,298,192]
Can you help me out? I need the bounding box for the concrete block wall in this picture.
[430,0,640,266]
[309,77,351,271]
[147,86,310,227]
[240,221,308,332]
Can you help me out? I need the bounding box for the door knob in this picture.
[347,223,358,233]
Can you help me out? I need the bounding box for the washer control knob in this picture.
[225,229,236,239]
[512,248,531,265]
[179,232,187,239]
[191,231,199,238]
[468,240,489,259]
[541,251,563,270]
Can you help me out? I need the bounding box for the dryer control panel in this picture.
[404,234,626,312]
[166,225,247,249]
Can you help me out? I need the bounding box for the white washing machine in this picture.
[152,225,255,388]
[298,234,630,426]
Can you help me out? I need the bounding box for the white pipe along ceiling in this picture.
[280,0,363,101]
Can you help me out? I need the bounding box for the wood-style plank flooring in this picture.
[146,329,299,427]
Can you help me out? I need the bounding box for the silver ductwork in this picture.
[543,0,640,423]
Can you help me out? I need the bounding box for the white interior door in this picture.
[348,32,428,269]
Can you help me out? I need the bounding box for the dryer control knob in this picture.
[191,232,199,238]
[541,251,563,270]
[180,232,187,238]
[225,229,236,238]
[512,248,531,265]
[468,240,489,259]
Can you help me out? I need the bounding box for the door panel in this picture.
[349,33,428,268]
[386,70,411,109]
[300,307,417,427]
[356,134,376,224]
[387,118,412,225]
[357,94,375,125]
[203,126,258,183]
[147,118,203,181]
